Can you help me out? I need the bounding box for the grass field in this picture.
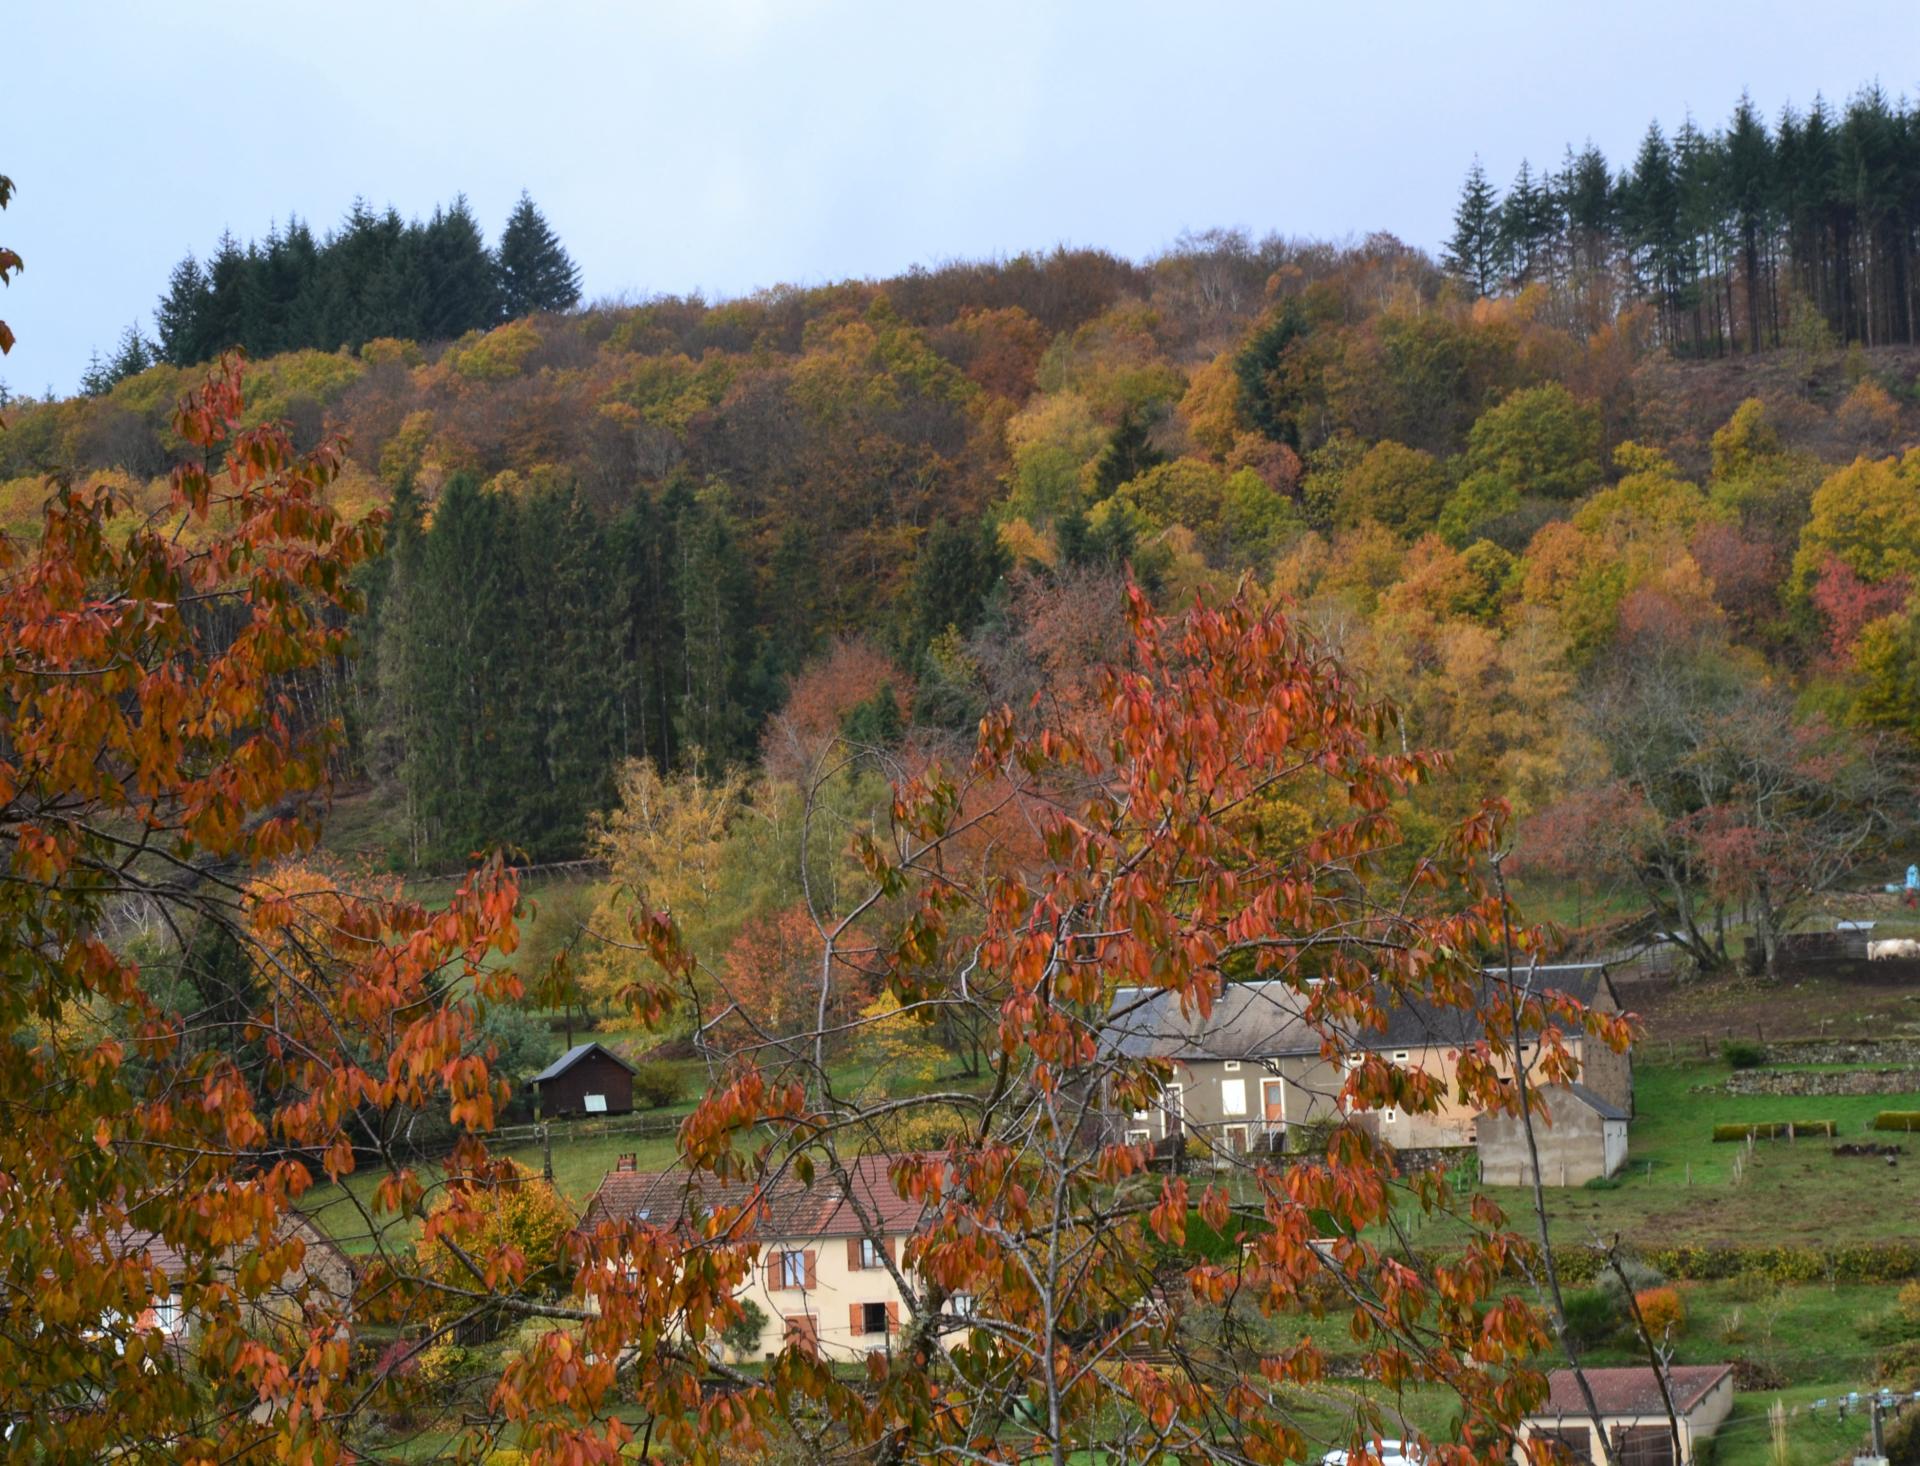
[1424,1057,1920,1248]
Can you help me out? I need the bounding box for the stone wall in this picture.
[1761,1038,1920,1066]
[1725,1067,1920,1097]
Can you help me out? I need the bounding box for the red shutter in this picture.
[803,1249,817,1289]
[846,1237,862,1270]
[886,1300,900,1333]
[850,1302,864,1334]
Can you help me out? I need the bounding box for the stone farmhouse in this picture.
[580,1153,965,1363]
[1101,965,1632,1160]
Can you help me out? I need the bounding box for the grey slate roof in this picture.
[1104,964,1616,1063]
[529,1041,636,1085]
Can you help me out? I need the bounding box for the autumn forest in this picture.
[6,70,1920,1464]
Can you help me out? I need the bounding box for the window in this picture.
[950,1293,976,1318]
[1382,1108,1399,1124]
[1223,1060,1241,1072]
[148,1292,183,1337]
[1344,1053,1364,1069]
[860,1302,890,1335]
[778,1251,807,1289]
[1392,1051,1409,1064]
[1220,1078,1247,1115]
[860,1238,885,1270]
[583,1093,608,1114]
[1125,1128,1152,1146]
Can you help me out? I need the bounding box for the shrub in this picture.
[1876,1112,1920,1132]
[1900,1281,1920,1326]
[1583,1174,1623,1191]
[1598,1255,1670,1303]
[1634,1286,1687,1339]
[630,1061,685,1109]
[719,1298,768,1357]
[1721,1040,1767,1069]
[1712,1120,1835,1141]
[1560,1289,1618,1350]
[1878,1338,1920,1391]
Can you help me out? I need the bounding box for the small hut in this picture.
[529,1042,636,1118]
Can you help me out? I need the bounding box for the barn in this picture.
[529,1042,636,1118]
[1477,1082,1629,1187]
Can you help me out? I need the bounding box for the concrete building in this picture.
[1476,1083,1629,1187]
[1102,965,1630,1159]
[1517,1365,1735,1466]
[579,1153,950,1363]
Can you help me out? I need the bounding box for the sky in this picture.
[6,0,1918,394]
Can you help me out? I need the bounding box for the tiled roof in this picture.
[1538,1365,1734,1418]
[579,1153,931,1243]
[530,1041,636,1084]
[1105,966,1617,1063]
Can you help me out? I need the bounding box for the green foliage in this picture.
[475,1003,562,1088]
[1559,1288,1619,1350]
[902,518,1010,660]
[841,685,905,747]
[1462,383,1603,501]
[1722,1040,1768,1069]
[1553,1241,1920,1285]
[1090,406,1165,500]
[719,1297,768,1356]
[1335,439,1453,536]
[496,191,582,318]
[629,1061,686,1110]
[1232,299,1308,447]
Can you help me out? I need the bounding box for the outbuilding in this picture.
[1475,1082,1628,1187]
[530,1042,636,1118]
[1517,1365,1735,1466]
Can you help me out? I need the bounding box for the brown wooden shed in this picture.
[529,1042,636,1118]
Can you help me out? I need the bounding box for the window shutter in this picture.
[886,1300,900,1333]
[803,1249,817,1289]
[850,1302,864,1334]
[846,1237,862,1270]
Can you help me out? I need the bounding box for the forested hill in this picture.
[5,218,1920,900]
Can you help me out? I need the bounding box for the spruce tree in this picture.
[674,494,757,768]
[496,192,582,318]
[77,349,114,398]
[1443,158,1502,298]
[1090,407,1165,499]
[108,322,154,382]
[1231,299,1308,447]
[901,517,1010,660]
[420,196,500,340]
[155,254,211,366]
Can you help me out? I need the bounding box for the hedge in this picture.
[1711,1120,1836,1141]
[1551,1241,1920,1285]
[1876,1112,1920,1132]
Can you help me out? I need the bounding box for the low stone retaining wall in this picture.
[1760,1038,1920,1066]
[1726,1066,1920,1097]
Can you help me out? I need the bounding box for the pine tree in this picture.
[1443,158,1502,298]
[1091,407,1165,498]
[108,322,154,381]
[901,517,1010,659]
[420,196,500,340]
[1231,299,1308,447]
[496,192,582,318]
[155,254,212,366]
[77,349,115,398]
[674,494,758,769]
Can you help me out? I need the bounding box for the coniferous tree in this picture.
[108,322,154,382]
[496,192,582,318]
[901,517,1010,660]
[77,349,114,398]
[1231,299,1308,447]
[1443,158,1503,298]
[1091,407,1166,498]
[155,254,212,366]
[674,494,757,769]
[420,196,500,340]
[609,488,685,773]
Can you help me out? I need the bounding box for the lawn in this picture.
[300,1125,689,1255]
[1446,1057,1920,1248]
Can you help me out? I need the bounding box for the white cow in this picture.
[1868,938,1920,960]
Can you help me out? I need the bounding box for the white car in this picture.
[1324,1443,1422,1466]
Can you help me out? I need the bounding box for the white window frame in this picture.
[1220,1077,1248,1116]
[1124,1127,1152,1146]
[1223,1060,1241,1072]
[1392,1051,1409,1064]
[1382,1107,1399,1124]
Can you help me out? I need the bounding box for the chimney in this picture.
[615,1153,637,1172]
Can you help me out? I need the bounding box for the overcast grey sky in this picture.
[6,0,1915,394]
